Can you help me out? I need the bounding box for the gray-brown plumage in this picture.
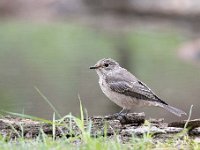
[90,58,186,117]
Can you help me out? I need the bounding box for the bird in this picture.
[89,58,186,117]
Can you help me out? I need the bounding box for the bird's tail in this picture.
[160,104,187,117]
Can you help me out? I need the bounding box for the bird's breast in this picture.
[98,77,136,109]
[98,77,155,109]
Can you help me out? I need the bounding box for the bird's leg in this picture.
[113,108,129,117]
[113,108,130,116]
[119,109,130,116]
[118,108,126,116]
[112,108,124,117]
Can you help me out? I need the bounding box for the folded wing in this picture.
[106,74,168,105]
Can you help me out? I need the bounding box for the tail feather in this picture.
[161,105,187,117]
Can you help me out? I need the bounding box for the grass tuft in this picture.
[0,95,199,149]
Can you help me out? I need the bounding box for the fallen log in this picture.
[0,113,199,142]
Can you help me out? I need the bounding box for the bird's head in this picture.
[90,58,120,76]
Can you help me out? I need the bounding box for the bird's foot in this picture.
[112,109,130,118]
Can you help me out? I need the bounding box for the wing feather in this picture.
[106,71,168,105]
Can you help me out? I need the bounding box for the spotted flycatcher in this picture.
[90,58,186,117]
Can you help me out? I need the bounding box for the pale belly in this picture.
[99,78,154,110]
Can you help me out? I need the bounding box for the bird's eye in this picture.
[104,63,109,67]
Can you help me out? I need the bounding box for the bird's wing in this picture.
[106,73,168,105]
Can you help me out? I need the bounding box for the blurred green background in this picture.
[0,0,200,122]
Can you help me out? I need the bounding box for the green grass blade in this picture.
[78,94,84,124]
[52,112,56,141]
[184,105,193,129]
[34,86,62,118]
[2,110,53,124]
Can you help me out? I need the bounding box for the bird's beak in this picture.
[90,65,99,69]
[89,65,98,69]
